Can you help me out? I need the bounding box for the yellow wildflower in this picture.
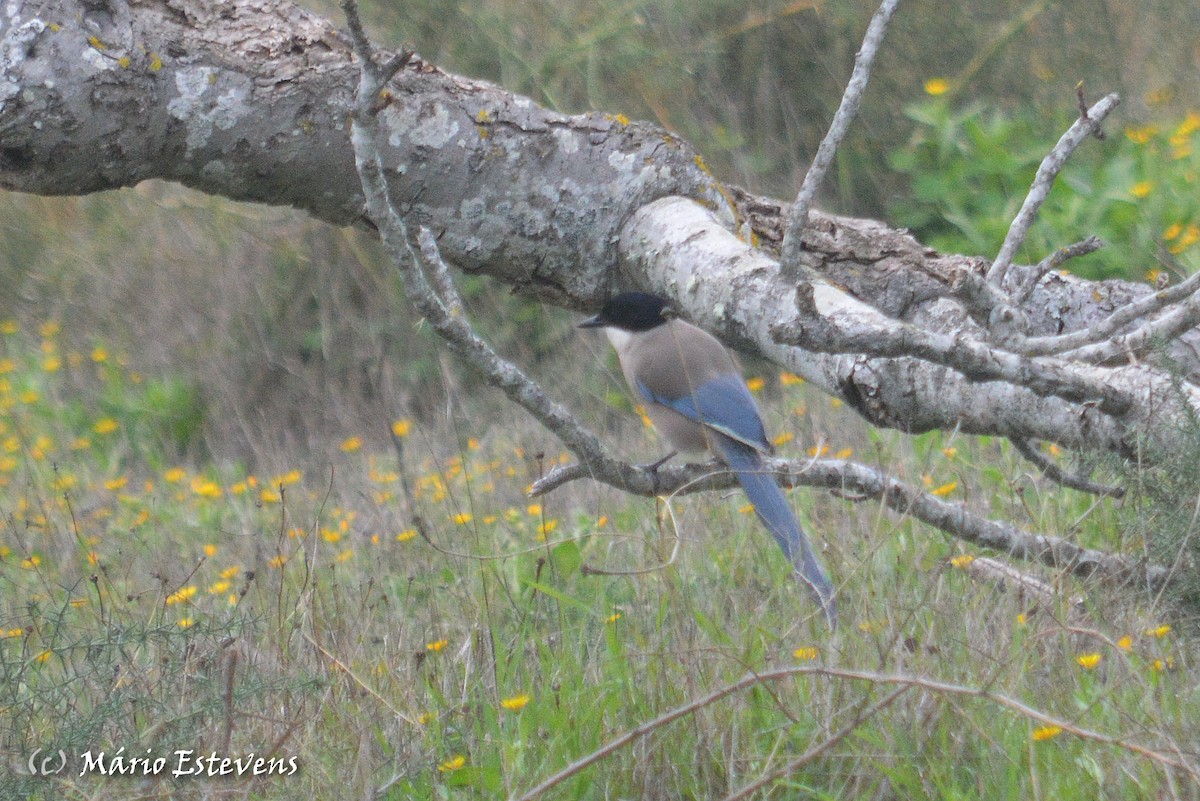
[793,646,819,661]
[1124,125,1158,144]
[191,477,222,499]
[339,436,362,452]
[165,586,197,605]
[923,77,950,96]
[426,639,448,652]
[438,755,465,773]
[1032,725,1062,741]
[780,371,804,386]
[931,481,958,497]
[1076,653,1102,670]
[391,419,412,437]
[500,693,531,712]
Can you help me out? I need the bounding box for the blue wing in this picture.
[635,374,770,452]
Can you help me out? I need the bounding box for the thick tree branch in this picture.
[618,197,1200,461]
[4,0,1200,475]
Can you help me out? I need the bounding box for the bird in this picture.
[579,291,837,628]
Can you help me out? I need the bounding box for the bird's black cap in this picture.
[578,292,671,332]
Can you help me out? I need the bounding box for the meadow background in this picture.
[2,0,1199,798]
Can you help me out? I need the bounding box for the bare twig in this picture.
[987,93,1120,288]
[303,630,418,725]
[1012,235,1104,303]
[513,665,1197,800]
[780,0,902,276]
[720,687,911,801]
[960,555,1084,610]
[1012,437,1125,497]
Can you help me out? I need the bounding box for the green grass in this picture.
[0,317,1195,800]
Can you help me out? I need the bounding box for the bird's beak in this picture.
[577,314,607,329]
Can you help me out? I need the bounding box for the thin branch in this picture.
[513,665,1197,800]
[1016,267,1200,357]
[1011,438,1125,497]
[1060,285,1200,364]
[960,555,1083,610]
[720,687,911,801]
[532,453,1168,590]
[777,284,1133,416]
[1012,235,1104,303]
[986,93,1120,287]
[418,228,465,318]
[342,0,655,498]
[779,0,902,276]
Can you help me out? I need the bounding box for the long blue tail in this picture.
[717,437,837,628]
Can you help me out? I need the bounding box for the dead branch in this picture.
[512,664,1198,800]
[531,454,1168,590]
[780,0,902,273]
[986,93,1121,288]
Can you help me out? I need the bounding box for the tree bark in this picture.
[2,0,1197,463]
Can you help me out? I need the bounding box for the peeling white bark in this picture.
[2,0,1199,468]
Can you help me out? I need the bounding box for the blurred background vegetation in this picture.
[3,5,1200,796]
[0,0,1196,466]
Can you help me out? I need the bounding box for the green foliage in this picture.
[0,321,1193,799]
[889,101,1200,280]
